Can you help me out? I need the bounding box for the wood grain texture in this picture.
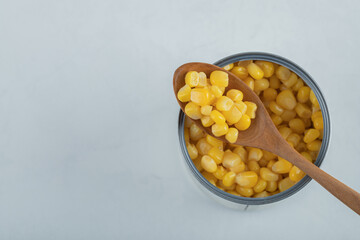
[173,62,360,215]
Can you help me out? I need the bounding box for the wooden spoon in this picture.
[173,62,360,215]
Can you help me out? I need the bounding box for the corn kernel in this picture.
[206,135,223,149]
[229,161,246,173]
[235,114,251,131]
[258,158,269,167]
[287,133,301,146]
[235,171,258,188]
[227,190,240,196]
[279,84,289,91]
[304,129,320,143]
[225,128,238,143]
[248,160,260,175]
[281,72,298,88]
[196,138,212,155]
[311,111,323,122]
[210,70,229,87]
[236,185,254,197]
[223,63,234,71]
[218,180,235,190]
[200,116,214,127]
[269,101,284,115]
[231,66,248,79]
[185,102,202,120]
[248,148,263,161]
[200,105,213,115]
[244,77,255,90]
[211,123,229,137]
[233,146,247,162]
[222,171,236,187]
[216,96,234,111]
[234,101,248,115]
[297,86,310,103]
[201,155,217,173]
[307,140,322,151]
[208,147,224,164]
[186,143,198,159]
[313,116,324,130]
[202,171,218,183]
[189,123,204,141]
[295,141,307,153]
[309,90,320,108]
[222,106,243,125]
[271,114,283,126]
[253,178,267,193]
[272,157,293,174]
[289,166,305,182]
[266,181,278,192]
[289,118,306,134]
[254,191,270,198]
[269,75,281,89]
[254,78,270,92]
[247,63,264,80]
[198,72,207,87]
[244,101,257,119]
[210,110,226,124]
[237,60,252,67]
[278,177,295,192]
[276,66,291,81]
[263,88,278,102]
[193,156,203,171]
[295,103,312,118]
[280,110,297,122]
[255,61,274,78]
[226,89,244,102]
[260,167,279,182]
[222,150,241,169]
[213,166,227,180]
[292,78,304,91]
[210,85,224,98]
[278,126,292,139]
[276,89,297,110]
[263,150,276,161]
[190,88,211,106]
[185,71,200,87]
[177,84,191,102]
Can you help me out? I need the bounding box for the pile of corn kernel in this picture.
[177,70,257,144]
[183,60,324,198]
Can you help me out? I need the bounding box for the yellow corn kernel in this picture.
[222,106,243,125]
[297,86,310,103]
[222,150,241,169]
[185,102,202,120]
[287,133,301,146]
[309,90,320,108]
[247,63,264,80]
[184,127,190,143]
[223,63,234,71]
[201,155,218,173]
[254,78,270,93]
[185,71,200,87]
[222,171,236,187]
[289,118,306,134]
[280,110,296,122]
[218,180,235,190]
[289,166,305,182]
[296,141,307,153]
[231,66,249,79]
[278,126,292,139]
[200,105,213,115]
[202,171,218,183]
[237,60,252,67]
[279,84,289,91]
[295,103,312,118]
[210,70,229,87]
[275,66,291,81]
[235,171,258,188]
[213,166,227,180]
[248,160,260,175]
[233,146,247,162]
[177,84,191,102]
[248,148,263,161]
[272,157,293,174]
[271,114,283,126]
[235,185,254,197]
[196,138,212,155]
[190,88,210,106]
[266,181,278,192]
[260,167,279,182]
[292,78,304,91]
[189,123,204,141]
[281,72,298,88]
[244,77,255,90]
[258,158,269,167]
[254,191,270,198]
[216,96,234,111]
[206,135,223,149]
[208,147,224,164]
[269,75,281,89]
[200,116,214,127]
[225,128,238,143]
[244,101,257,119]
[186,143,198,159]
[278,177,295,192]
[313,116,324,130]
[263,88,278,102]
[253,178,267,193]
[263,150,276,161]
[193,156,203,171]
[210,110,226,125]
[276,89,297,110]
[255,61,274,78]
[210,85,224,98]
[211,123,229,137]
[227,190,240,196]
[303,117,312,128]
[229,160,246,173]
[197,72,207,87]
[311,111,323,121]
[234,101,248,115]
[234,114,251,131]
[307,140,322,151]
[269,101,284,115]
[226,89,244,102]
[303,128,320,143]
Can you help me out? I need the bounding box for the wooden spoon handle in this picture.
[277,143,360,215]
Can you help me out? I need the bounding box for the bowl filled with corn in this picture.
[178,52,330,207]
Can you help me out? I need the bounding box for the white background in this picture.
[0,0,359,239]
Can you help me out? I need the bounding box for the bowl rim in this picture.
[178,52,331,205]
